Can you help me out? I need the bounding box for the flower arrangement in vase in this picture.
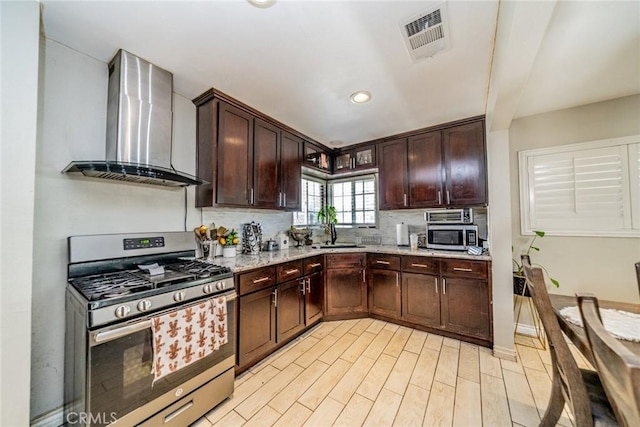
[217,227,239,258]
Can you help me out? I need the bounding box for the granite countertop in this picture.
[209,244,491,273]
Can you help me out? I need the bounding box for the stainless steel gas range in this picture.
[64,232,236,427]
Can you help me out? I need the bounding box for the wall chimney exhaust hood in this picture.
[62,50,206,188]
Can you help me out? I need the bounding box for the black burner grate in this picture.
[69,271,154,301]
[167,260,231,279]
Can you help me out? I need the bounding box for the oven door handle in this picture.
[92,292,237,345]
[92,320,152,345]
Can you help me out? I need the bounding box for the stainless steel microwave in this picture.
[426,224,478,251]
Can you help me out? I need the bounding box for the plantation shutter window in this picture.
[519,136,640,237]
[329,175,377,227]
[293,177,326,226]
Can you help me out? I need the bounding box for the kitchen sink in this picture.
[316,244,364,249]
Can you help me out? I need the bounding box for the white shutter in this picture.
[519,136,639,237]
[629,143,640,229]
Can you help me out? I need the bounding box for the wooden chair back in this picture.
[578,294,640,427]
[521,255,594,426]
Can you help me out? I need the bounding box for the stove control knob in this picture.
[174,291,186,302]
[203,283,214,294]
[216,281,226,291]
[137,300,152,312]
[115,305,131,319]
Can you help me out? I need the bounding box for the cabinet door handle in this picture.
[300,279,306,294]
[283,192,287,207]
[306,278,311,293]
[437,190,442,205]
[453,267,473,272]
[411,263,428,268]
[273,289,278,307]
[443,278,446,294]
[403,193,408,207]
[376,260,391,265]
[252,276,271,284]
[362,270,366,282]
[435,278,439,294]
[250,188,255,205]
[278,192,282,207]
[308,263,322,268]
[446,190,450,205]
[285,268,300,275]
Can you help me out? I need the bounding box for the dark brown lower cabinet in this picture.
[401,272,440,327]
[441,276,491,340]
[325,269,367,315]
[325,253,366,316]
[238,287,276,367]
[368,268,400,319]
[276,279,305,342]
[304,271,323,325]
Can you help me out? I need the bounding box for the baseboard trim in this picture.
[31,407,63,427]
[492,345,517,361]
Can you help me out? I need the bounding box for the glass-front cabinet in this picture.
[304,141,332,172]
[334,144,376,173]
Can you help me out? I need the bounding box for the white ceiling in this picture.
[40,0,639,147]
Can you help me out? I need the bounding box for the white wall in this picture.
[510,95,640,303]
[486,130,515,358]
[1,1,40,425]
[30,39,202,422]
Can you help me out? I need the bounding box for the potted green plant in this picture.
[317,204,337,245]
[512,230,559,296]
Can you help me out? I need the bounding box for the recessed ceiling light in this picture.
[350,91,372,104]
[247,0,277,8]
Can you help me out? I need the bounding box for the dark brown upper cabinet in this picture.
[253,120,302,210]
[280,131,302,211]
[194,90,302,210]
[253,118,280,208]
[333,144,376,173]
[378,118,487,210]
[216,102,254,207]
[378,138,409,210]
[442,121,487,207]
[304,141,332,172]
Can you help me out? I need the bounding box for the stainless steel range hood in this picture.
[62,50,206,188]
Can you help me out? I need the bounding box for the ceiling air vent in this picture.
[400,3,449,63]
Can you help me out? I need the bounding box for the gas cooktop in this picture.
[69,260,232,301]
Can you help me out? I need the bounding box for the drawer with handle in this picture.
[441,259,488,279]
[325,253,363,269]
[401,256,440,274]
[304,255,323,275]
[277,259,304,282]
[367,253,400,270]
[238,266,277,295]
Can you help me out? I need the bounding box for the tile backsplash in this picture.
[200,207,488,246]
[201,208,292,240]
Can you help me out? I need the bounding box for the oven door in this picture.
[85,292,236,426]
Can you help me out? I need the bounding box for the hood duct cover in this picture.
[62,49,206,188]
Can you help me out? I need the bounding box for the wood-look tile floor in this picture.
[192,319,592,427]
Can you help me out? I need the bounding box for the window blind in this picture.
[519,137,639,237]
